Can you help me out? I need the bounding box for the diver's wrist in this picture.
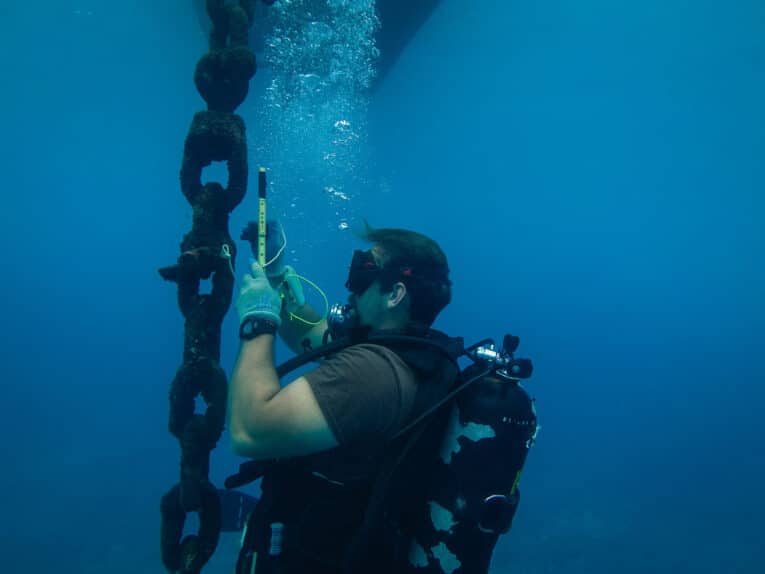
[239,316,279,340]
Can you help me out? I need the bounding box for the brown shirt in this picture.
[304,343,419,448]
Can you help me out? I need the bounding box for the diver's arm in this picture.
[278,303,328,353]
[230,335,281,427]
[229,334,337,459]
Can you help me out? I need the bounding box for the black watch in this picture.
[239,317,278,340]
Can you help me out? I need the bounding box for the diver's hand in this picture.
[278,264,306,315]
[236,261,283,327]
[240,219,287,278]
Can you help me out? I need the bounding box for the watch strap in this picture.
[239,316,278,340]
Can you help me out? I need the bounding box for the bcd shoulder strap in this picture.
[342,373,462,573]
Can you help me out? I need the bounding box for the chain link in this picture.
[157,2,271,572]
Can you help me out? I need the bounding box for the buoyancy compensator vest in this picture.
[227,329,537,574]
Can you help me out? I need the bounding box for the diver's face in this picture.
[345,247,389,328]
[350,281,388,329]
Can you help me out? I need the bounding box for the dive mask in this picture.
[345,249,381,295]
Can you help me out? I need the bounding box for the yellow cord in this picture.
[510,469,523,496]
[283,273,329,326]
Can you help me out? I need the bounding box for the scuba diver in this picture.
[227,219,538,574]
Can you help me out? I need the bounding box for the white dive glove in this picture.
[236,261,283,327]
[240,219,307,318]
[276,265,306,316]
[240,219,288,277]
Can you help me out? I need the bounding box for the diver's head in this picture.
[345,247,409,330]
[344,225,452,331]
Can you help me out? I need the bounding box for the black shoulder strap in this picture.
[342,335,466,573]
[276,328,464,379]
[342,420,433,573]
[342,359,503,571]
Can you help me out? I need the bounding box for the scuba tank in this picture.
[344,335,537,574]
[402,354,537,573]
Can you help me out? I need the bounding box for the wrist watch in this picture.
[239,317,278,340]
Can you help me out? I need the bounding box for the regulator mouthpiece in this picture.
[327,303,358,339]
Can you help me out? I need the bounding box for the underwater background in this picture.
[2,0,763,572]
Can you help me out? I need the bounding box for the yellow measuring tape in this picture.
[257,167,267,267]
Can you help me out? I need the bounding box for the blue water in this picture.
[2,1,763,572]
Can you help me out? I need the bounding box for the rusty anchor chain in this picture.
[157,2,273,572]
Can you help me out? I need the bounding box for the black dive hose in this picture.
[274,332,499,440]
[276,332,461,378]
